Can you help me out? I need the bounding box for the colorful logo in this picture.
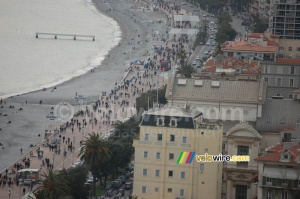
[176,151,196,164]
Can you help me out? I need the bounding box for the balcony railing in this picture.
[181,144,191,148]
[166,143,177,147]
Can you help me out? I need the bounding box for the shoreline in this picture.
[0,0,167,171]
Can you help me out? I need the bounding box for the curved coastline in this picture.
[0,0,167,171]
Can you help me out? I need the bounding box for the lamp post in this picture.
[8,188,11,199]
[72,136,75,164]
[63,146,66,169]
[52,152,55,169]
[29,171,33,192]
[19,178,23,198]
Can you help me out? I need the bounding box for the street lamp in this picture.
[19,178,23,198]
[63,146,66,169]
[52,152,55,169]
[29,171,33,192]
[72,136,75,164]
[8,188,11,199]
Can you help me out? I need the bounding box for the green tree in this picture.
[135,86,167,111]
[176,49,196,78]
[177,64,196,78]
[34,170,70,199]
[251,14,268,33]
[79,132,111,197]
[60,165,89,199]
[215,12,237,46]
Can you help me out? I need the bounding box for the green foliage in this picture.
[60,166,90,199]
[79,132,111,197]
[215,12,237,45]
[194,0,226,14]
[176,49,196,78]
[251,14,268,33]
[136,85,167,111]
[34,170,70,199]
[177,64,196,78]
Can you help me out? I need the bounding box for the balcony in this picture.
[196,122,222,130]
[181,143,191,148]
[166,143,177,147]
[133,140,153,145]
[223,162,258,171]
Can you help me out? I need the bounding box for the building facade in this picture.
[222,122,262,199]
[269,0,300,40]
[260,58,300,98]
[132,107,223,199]
[256,141,300,199]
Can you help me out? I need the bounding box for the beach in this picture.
[0,0,167,172]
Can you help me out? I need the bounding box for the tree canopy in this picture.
[34,169,70,199]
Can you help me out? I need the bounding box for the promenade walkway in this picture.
[0,2,195,198]
[0,62,166,199]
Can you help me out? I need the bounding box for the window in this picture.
[289,79,294,87]
[266,190,272,199]
[279,47,284,51]
[205,148,208,153]
[297,47,300,51]
[200,164,204,172]
[157,117,165,126]
[170,118,177,127]
[168,170,173,177]
[181,171,186,179]
[182,136,187,143]
[144,151,148,158]
[235,185,247,199]
[143,169,148,176]
[291,66,295,74]
[277,66,283,74]
[155,187,159,192]
[282,179,288,184]
[155,169,160,177]
[167,188,172,193]
[170,134,175,142]
[277,78,282,86]
[282,190,288,199]
[169,153,174,160]
[157,134,162,141]
[264,65,268,73]
[142,186,146,193]
[144,133,149,141]
[289,47,292,51]
[265,77,268,83]
[156,152,161,159]
[289,94,293,99]
[277,93,281,96]
[180,189,185,196]
[266,177,272,183]
[237,145,249,166]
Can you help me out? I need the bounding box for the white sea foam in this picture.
[0,0,121,99]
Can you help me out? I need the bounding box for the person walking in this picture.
[20,148,23,154]
[23,187,26,195]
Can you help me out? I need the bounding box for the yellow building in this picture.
[132,107,223,199]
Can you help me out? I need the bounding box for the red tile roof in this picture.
[255,144,300,163]
[221,41,277,53]
[248,33,279,39]
[202,66,216,72]
[266,41,279,46]
[276,58,300,64]
[202,57,260,74]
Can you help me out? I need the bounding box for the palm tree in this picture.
[33,169,70,199]
[79,132,111,197]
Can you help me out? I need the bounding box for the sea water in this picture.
[0,0,121,99]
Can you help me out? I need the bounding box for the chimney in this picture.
[185,102,191,111]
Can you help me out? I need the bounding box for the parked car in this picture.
[125,182,133,190]
[195,56,200,60]
[111,180,122,189]
[118,189,124,196]
[118,176,126,184]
